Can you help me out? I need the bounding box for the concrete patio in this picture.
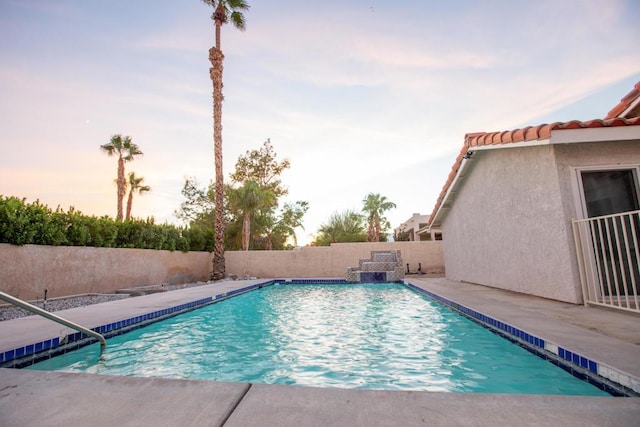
[1,277,639,426]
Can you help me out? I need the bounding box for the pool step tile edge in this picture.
[404,282,640,397]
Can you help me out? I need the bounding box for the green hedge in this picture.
[0,196,213,252]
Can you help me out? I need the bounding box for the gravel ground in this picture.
[0,281,210,322]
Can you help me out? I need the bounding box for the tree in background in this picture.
[258,201,309,250]
[394,229,411,242]
[230,139,290,198]
[227,180,274,250]
[200,0,250,279]
[174,140,307,250]
[125,172,151,221]
[313,210,367,246]
[100,134,143,221]
[362,193,396,242]
[227,139,304,249]
[175,177,216,228]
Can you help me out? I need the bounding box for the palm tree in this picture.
[200,0,250,279]
[100,135,143,221]
[228,181,274,251]
[314,210,366,246]
[362,193,396,242]
[125,172,151,220]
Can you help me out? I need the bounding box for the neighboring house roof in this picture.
[426,116,640,228]
[605,81,640,119]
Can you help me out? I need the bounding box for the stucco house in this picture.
[395,213,438,241]
[424,82,640,309]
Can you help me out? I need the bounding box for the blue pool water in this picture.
[28,283,609,395]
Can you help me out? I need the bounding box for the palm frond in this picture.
[200,0,250,30]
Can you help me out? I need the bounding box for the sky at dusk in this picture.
[1,0,639,245]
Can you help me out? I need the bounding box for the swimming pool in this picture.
[27,283,610,396]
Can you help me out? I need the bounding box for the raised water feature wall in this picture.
[346,250,405,282]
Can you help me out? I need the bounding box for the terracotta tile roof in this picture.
[466,117,640,147]
[605,81,640,119]
[427,116,640,227]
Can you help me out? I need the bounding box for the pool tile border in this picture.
[3,279,638,397]
[1,296,218,368]
[2,279,354,368]
[404,282,639,397]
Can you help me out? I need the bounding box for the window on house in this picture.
[579,168,640,297]
[581,169,639,217]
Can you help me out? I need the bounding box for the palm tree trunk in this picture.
[214,3,223,50]
[117,156,125,221]
[367,218,376,242]
[209,22,226,280]
[125,190,133,221]
[242,212,250,251]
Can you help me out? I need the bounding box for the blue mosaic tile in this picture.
[580,357,589,369]
[588,361,598,374]
[5,349,15,361]
[15,347,25,358]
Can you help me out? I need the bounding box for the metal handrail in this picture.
[0,291,106,355]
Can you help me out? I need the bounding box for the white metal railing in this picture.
[572,210,640,313]
[0,291,106,356]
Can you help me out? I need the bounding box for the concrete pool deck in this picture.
[1,277,639,426]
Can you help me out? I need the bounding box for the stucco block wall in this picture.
[441,145,582,303]
[0,244,211,300]
[225,241,443,278]
[1,242,443,300]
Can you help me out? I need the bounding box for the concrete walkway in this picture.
[1,278,640,426]
[1,368,639,427]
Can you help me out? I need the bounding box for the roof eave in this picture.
[549,123,640,144]
[428,156,472,228]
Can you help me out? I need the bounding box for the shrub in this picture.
[0,195,211,252]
